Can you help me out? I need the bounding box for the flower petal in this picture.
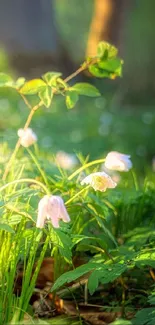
[81,172,117,192]
[105,151,132,172]
[17,128,37,147]
[36,195,49,228]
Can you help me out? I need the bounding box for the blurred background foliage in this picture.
[0,0,154,171]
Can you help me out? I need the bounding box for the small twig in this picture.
[3,58,97,181]
[19,93,32,110]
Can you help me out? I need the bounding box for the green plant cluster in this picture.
[0,42,154,325]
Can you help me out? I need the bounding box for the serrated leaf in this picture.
[148,291,155,305]
[39,86,53,108]
[42,72,62,86]
[20,79,46,94]
[0,73,13,87]
[56,229,72,262]
[87,269,100,295]
[50,228,72,263]
[0,223,15,233]
[51,263,97,292]
[134,250,155,268]
[132,308,155,325]
[88,263,127,295]
[65,91,79,109]
[71,83,100,97]
[97,42,118,59]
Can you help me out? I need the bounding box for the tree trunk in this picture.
[86,0,126,57]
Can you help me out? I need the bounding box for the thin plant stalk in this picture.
[131,169,139,191]
[2,101,43,181]
[26,147,49,187]
[0,178,49,195]
[14,232,50,322]
[65,185,90,205]
[68,158,105,180]
[3,58,97,181]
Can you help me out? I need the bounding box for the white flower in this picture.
[81,172,117,192]
[104,151,132,172]
[55,151,77,170]
[101,164,121,184]
[36,195,70,229]
[17,128,37,147]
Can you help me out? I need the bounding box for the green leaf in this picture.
[98,57,122,71]
[42,72,62,86]
[0,223,15,233]
[98,58,123,77]
[148,291,155,305]
[97,42,118,59]
[110,319,132,325]
[7,214,22,225]
[85,204,117,247]
[89,42,123,79]
[38,86,53,108]
[15,77,26,88]
[88,263,127,295]
[50,228,72,263]
[56,229,72,262]
[88,64,112,78]
[51,263,97,292]
[71,83,100,97]
[134,250,155,268]
[87,269,100,295]
[89,63,122,79]
[57,78,68,89]
[65,91,79,109]
[0,73,13,87]
[132,308,155,325]
[20,79,46,94]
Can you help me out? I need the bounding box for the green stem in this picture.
[2,101,43,181]
[0,178,49,195]
[68,158,105,181]
[65,185,90,205]
[26,147,49,187]
[131,169,139,191]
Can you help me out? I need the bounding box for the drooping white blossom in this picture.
[101,164,121,184]
[17,128,37,147]
[36,195,70,229]
[81,171,117,192]
[55,151,77,170]
[104,151,132,172]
